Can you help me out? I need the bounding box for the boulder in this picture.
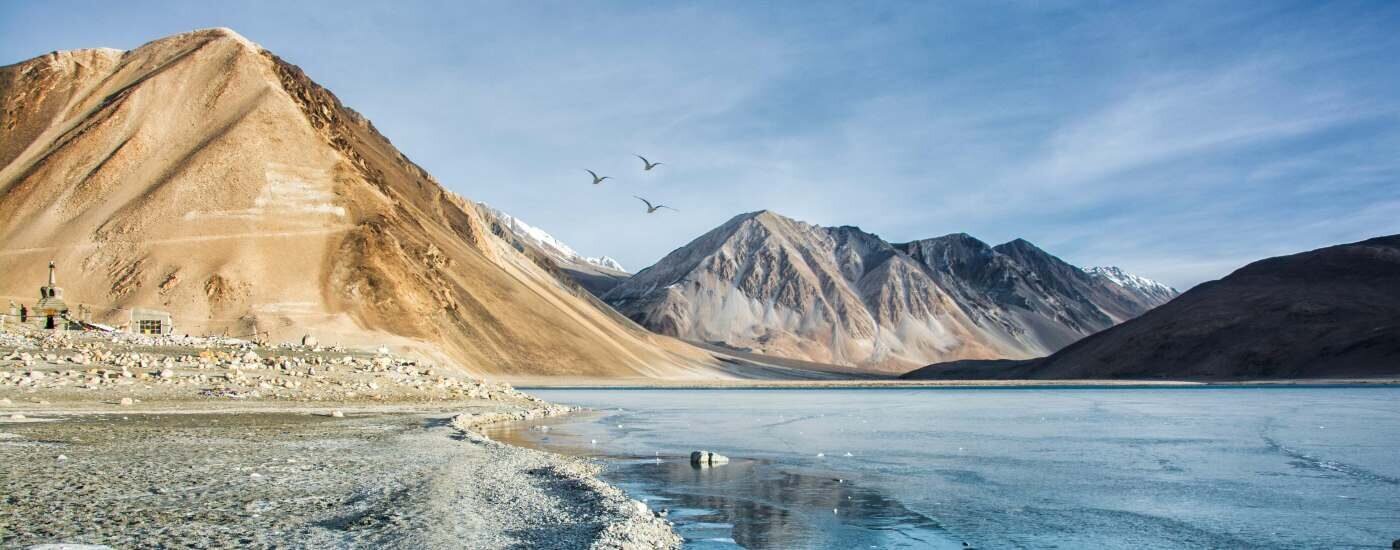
[690,450,730,467]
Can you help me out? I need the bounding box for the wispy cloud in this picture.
[1026,64,1368,188]
[4,1,1399,290]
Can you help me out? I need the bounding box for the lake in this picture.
[496,387,1400,549]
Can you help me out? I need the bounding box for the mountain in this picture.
[0,28,719,379]
[477,203,630,295]
[603,210,1176,372]
[1085,266,1178,304]
[903,235,1400,380]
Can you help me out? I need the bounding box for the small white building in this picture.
[130,308,174,336]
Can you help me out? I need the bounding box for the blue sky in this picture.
[4,1,1398,289]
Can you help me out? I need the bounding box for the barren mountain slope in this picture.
[607,211,1176,371]
[0,28,719,379]
[904,235,1400,380]
[898,235,1174,354]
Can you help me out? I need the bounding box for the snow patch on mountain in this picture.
[478,203,627,273]
[1085,266,1176,295]
[590,256,627,272]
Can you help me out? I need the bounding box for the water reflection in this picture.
[494,417,959,549]
[503,387,1400,549]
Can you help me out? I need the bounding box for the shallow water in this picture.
[501,387,1400,549]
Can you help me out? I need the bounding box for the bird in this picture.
[634,196,677,213]
[635,155,662,171]
[586,169,611,185]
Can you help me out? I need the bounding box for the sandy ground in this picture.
[0,327,680,549]
[0,403,679,549]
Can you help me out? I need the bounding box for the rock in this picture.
[242,351,260,363]
[57,454,67,460]
[633,500,649,516]
[690,450,730,467]
[119,397,134,406]
[331,410,345,418]
[301,335,318,348]
[159,369,175,379]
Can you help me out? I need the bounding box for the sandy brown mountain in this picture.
[0,28,722,379]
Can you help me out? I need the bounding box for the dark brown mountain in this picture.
[903,235,1400,380]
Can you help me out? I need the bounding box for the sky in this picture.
[3,1,1398,290]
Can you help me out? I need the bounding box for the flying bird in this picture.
[634,196,677,213]
[635,155,663,171]
[586,169,611,185]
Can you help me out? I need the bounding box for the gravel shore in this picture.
[0,404,680,549]
[0,327,681,549]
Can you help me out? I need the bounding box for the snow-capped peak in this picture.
[589,256,627,272]
[478,203,627,273]
[1085,266,1176,295]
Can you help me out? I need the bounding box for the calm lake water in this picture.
[496,387,1400,549]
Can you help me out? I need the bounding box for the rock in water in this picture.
[690,450,730,467]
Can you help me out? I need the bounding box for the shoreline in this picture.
[509,377,1400,389]
[0,327,681,548]
[450,406,681,548]
[0,400,681,549]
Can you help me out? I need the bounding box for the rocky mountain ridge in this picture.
[476,203,631,296]
[604,210,1177,371]
[903,235,1400,380]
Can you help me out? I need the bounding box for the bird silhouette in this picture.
[586,169,611,185]
[635,155,663,171]
[634,196,677,213]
